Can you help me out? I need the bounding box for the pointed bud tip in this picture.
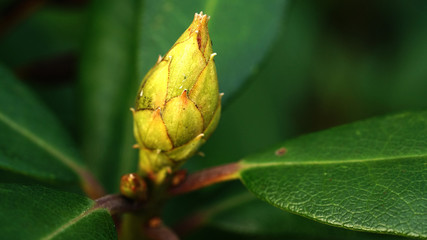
[183,11,212,58]
[191,11,210,34]
[194,11,210,23]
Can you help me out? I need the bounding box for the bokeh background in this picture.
[1,0,426,239]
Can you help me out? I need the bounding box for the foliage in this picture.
[0,0,426,239]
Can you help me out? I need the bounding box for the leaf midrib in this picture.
[40,205,103,240]
[241,154,425,170]
[0,111,83,174]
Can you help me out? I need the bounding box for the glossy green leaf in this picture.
[0,184,116,240]
[239,111,427,238]
[0,66,87,186]
[196,191,410,239]
[80,0,289,192]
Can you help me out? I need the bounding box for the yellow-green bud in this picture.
[120,173,147,200]
[133,12,221,177]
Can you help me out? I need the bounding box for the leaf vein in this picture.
[241,154,425,170]
[0,111,83,174]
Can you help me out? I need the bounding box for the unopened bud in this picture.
[133,12,221,177]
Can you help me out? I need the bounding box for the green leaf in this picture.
[80,0,289,192]
[79,0,140,193]
[197,191,410,239]
[0,184,116,240]
[239,111,427,238]
[0,66,89,185]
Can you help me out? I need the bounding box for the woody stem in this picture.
[168,162,241,196]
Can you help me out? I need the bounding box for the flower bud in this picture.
[133,12,221,177]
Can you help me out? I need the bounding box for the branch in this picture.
[79,168,106,199]
[168,162,241,196]
[95,194,144,215]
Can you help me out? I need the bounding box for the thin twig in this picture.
[95,194,144,215]
[168,162,241,196]
[78,168,106,199]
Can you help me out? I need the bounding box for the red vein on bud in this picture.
[180,89,188,104]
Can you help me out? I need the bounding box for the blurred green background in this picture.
[1,0,425,239]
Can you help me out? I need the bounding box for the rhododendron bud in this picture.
[133,12,221,178]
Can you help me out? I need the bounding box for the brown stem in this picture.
[168,162,241,196]
[95,194,144,215]
[79,168,106,199]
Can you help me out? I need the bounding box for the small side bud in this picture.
[148,217,162,228]
[171,169,188,187]
[120,173,147,200]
